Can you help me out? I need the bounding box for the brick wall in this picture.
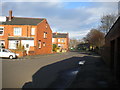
[101,16,120,83]
[0,19,52,56]
[33,19,52,55]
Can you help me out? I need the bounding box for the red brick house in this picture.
[52,32,69,52]
[0,10,52,56]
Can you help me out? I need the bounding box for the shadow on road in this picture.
[22,53,115,89]
[22,57,81,88]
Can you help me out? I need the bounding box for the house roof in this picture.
[53,33,68,38]
[1,17,45,25]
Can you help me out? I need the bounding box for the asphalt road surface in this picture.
[2,51,116,89]
[2,52,85,88]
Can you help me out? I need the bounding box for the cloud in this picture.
[69,29,90,39]
[2,0,120,2]
[2,2,118,39]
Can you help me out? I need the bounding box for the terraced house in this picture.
[52,32,69,52]
[0,10,52,56]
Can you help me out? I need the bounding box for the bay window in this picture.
[0,27,4,35]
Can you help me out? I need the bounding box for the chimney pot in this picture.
[9,10,12,21]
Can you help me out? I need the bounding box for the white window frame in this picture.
[58,39,61,42]
[31,28,35,35]
[0,27,4,36]
[38,40,41,49]
[14,27,22,36]
[9,40,20,49]
[61,39,65,43]
[52,38,55,42]
[44,32,47,38]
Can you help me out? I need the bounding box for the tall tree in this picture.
[99,14,117,34]
[85,29,105,48]
[69,38,80,49]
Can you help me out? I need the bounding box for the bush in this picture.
[53,44,60,52]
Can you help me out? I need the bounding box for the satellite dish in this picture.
[0,16,6,22]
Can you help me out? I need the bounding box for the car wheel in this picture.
[9,55,13,59]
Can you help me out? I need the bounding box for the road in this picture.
[2,52,85,88]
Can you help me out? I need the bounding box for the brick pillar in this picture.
[5,37,8,49]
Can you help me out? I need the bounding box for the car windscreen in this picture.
[3,49,11,52]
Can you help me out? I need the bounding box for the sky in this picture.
[0,0,119,39]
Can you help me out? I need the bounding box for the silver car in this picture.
[0,48,18,59]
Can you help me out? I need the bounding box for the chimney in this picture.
[9,10,12,21]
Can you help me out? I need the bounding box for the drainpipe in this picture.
[27,26,28,37]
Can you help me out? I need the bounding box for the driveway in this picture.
[2,52,85,88]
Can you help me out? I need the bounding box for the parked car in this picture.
[0,48,18,59]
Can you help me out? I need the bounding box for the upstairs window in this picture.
[14,27,22,36]
[58,39,61,42]
[38,40,41,49]
[31,28,35,35]
[44,32,47,38]
[61,39,65,43]
[0,27,4,35]
[52,38,55,42]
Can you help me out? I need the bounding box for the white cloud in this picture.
[2,0,61,2]
[69,29,90,39]
[2,2,118,39]
[2,0,120,2]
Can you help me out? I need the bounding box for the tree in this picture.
[99,14,117,34]
[85,29,105,49]
[69,38,80,49]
